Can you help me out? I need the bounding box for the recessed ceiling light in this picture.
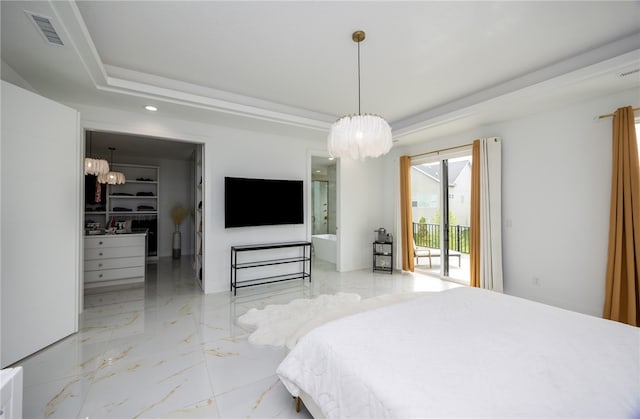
[328,157,335,161]
[315,170,321,173]
[144,105,158,112]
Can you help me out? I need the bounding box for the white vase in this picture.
[172,224,181,259]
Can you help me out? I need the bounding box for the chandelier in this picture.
[84,131,110,176]
[98,147,126,185]
[327,30,392,160]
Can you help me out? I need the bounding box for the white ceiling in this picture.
[2,1,640,153]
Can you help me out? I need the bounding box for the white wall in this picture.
[390,88,640,316]
[338,157,386,271]
[209,130,311,290]
[74,103,324,293]
[109,156,194,257]
[159,159,194,257]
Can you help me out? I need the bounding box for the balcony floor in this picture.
[415,252,471,284]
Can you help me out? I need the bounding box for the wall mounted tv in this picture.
[225,176,304,228]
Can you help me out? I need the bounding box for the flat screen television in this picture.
[225,176,304,228]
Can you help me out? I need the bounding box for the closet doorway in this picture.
[83,130,205,300]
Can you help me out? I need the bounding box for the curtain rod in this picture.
[598,107,640,119]
[410,143,472,159]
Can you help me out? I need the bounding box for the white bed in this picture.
[276,287,640,418]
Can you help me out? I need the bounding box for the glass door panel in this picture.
[312,180,328,235]
[412,154,472,284]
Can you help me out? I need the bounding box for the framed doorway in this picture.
[411,148,472,284]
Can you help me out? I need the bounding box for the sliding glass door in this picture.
[412,151,472,283]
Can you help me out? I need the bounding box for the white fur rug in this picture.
[238,292,426,349]
[238,293,361,347]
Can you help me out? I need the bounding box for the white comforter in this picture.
[276,287,640,418]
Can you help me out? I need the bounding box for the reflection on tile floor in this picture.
[16,256,461,418]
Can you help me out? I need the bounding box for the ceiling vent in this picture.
[619,68,640,78]
[26,12,64,46]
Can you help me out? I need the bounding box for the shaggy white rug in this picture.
[238,292,426,349]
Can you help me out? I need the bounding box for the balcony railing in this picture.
[413,223,470,254]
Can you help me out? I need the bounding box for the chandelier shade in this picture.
[327,30,392,160]
[84,157,110,176]
[84,131,110,175]
[328,114,392,160]
[97,171,126,185]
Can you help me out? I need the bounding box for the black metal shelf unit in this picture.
[373,241,393,274]
[230,241,312,295]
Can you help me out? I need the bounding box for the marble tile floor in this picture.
[16,256,462,418]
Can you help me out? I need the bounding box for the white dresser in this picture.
[84,233,146,289]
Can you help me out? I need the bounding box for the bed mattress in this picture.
[277,287,640,418]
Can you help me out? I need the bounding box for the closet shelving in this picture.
[85,163,160,259]
[193,147,203,286]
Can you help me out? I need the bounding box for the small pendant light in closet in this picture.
[84,131,110,176]
[98,147,126,185]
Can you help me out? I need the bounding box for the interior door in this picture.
[1,81,80,367]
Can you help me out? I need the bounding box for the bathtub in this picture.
[312,234,336,264]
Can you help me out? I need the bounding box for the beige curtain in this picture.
[603,106,640,327]
[470,140,480,287]
[468,138,503,291]
[400,155,414,272]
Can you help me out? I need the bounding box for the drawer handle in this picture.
[99,241,103,245]
[99,274,103,278]
[98,252,103,256]
[98,263,103,267]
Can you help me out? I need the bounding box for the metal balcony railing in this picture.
[413,223,470,254]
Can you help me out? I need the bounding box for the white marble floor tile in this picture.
[19,330,110,387]
[79,344,213,418]
[196,305,251,343]
[13,255,461,418]
[215,375,311,419]
[203,336,288,396]
[23,374,92,419]
[161,397,221,418]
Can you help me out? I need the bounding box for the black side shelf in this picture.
[373,241,393,274]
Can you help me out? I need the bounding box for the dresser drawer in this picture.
[85,235,145,249]
[85,246,145,260]
[84,256,145,271]
[84,266,145,283]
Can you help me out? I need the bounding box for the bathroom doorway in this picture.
[311,156,337,265]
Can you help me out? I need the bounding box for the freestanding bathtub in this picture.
[311,234,336,264]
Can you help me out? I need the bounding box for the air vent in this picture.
[27,12,64,46]
[619,68,640,78]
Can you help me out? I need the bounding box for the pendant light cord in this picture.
[357,39,361,116]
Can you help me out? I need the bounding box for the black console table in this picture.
[230,241,312,295]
